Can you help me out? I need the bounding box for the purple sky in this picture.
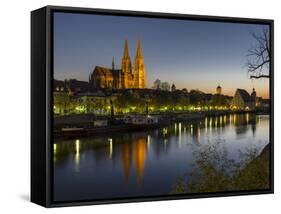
[54,12,270,98]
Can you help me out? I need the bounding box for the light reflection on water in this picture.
[53,113,269,202]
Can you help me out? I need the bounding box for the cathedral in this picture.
[89,37,147,89]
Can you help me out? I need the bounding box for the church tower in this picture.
[134,37,146,89]
[251,88,256,99]
[121,39,132,88]
[216,85,222,95]
[112,57,115,70]
[251,88,257,109]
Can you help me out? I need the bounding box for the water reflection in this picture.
[133,138,147,184]
[53,113,269,201]
[75,139,80,170]
[108,138,113,159]
[54,113,262,174]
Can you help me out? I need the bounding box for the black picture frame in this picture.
[31,5,274,208]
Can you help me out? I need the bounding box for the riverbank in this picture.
[54,121,170,139]
[171,143,270,194]
[233,143,270,190]
[54,110,268,139]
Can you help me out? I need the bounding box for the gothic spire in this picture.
[136,36,143,58]
[123,39,130,59]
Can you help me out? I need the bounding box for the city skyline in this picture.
[54,12,270,98]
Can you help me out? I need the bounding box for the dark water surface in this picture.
[53,113,269,201]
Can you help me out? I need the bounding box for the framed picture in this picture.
[31,5,274,207]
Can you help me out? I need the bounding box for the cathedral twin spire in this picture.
[91,37,146,89]
[123,39,130,59]
[121,39,132,74]
[121,37,144,72]
[119,37,146,88]
[135,36,143,58]
[133,37,146,88]
[122,37,142,57]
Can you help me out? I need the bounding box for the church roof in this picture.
[236,89,252,102]
[93,66,122,77]
[94,66,112,75]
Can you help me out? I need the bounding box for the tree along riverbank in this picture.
[171,143,270,194]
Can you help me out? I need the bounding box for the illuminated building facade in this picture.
[231,88,257,110]
[89,37,147,89]
[216,85,222,95]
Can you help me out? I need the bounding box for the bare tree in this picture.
[247,28,270,79]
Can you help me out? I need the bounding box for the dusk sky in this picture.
[54,12,270,98]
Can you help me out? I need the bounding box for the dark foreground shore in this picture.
[171,143,270,194]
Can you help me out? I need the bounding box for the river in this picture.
[53,113,269,202]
